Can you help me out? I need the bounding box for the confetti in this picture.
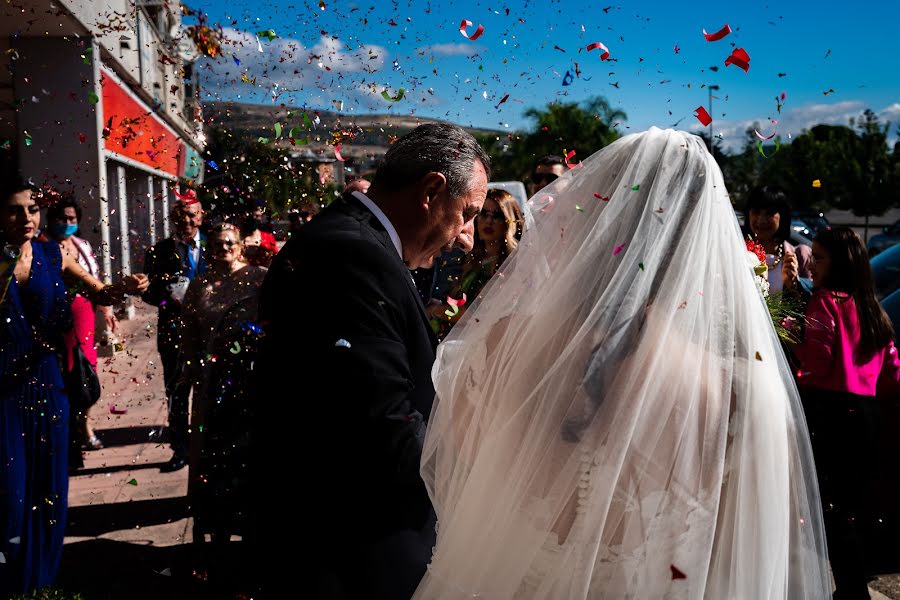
[381,88,405,102]
[639,262,645,271]
[445,305,459,318]
[724,48,750,72]
[693,106,712,126]
[586,42,611,60]
[757,137,780,158]
[702,24,732,42]
[273,122,282,138]
[613,243,626,256]
[232,56,240,66]
[561,71,574,86]
[230,341,241,354]
[576,205,584,212]
[631,184,640,191]
[593,193,610,201]
[207,160,219,170]
[127,478,138,486]
[334,143,345,161]
[88,91,99,105]
[812,179,822,188]
[81,47,92,65]
[459,19,485,41]
[24,132,32,146]
[822,88,835,95]
[564,149,579,169]
[78,133,86,144]
[755,351,763,361]
[674,44,680,54]
[447,293,467,308]
[334,338,351,348]
[256,29,278,41]
[495,93,510,109]
[1,140,9,150]
[671,565,687,579]
[110,405,128,414]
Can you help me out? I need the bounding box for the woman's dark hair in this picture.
[814,227,895,363]
[46,195,82,226]
[1,174,38,204]
[743,186,792,242]
[240,217,262,239]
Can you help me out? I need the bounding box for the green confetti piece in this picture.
[1,140,10,150]
[288,126,301,139]
[639,262,645,271]
[444,304,460,318]
[575,205,584,212]
[381,88,405,102]
[630,184,640,191]
[81,47,92,65]
[127,478,138,486]
[230,341,241,354]
[256,29,278,41]
[274,122,282,138]
[88,91,99,105]
[302,112,313,128]
[24,133,32,146]
[257,137,270,144]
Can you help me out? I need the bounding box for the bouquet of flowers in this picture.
[746,239,804,343]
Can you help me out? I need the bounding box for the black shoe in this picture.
[160,455,188,473]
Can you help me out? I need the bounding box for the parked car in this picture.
[791,211,831,238]
[872,242,900,300]
[868,220,900,256]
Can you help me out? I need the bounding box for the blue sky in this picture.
[192,0,900,150]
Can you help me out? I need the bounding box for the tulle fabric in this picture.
[414,128,830,599]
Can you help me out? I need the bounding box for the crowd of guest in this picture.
[1,140,899,599]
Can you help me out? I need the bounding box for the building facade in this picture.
[1,0,204,314]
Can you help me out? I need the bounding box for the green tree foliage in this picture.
[198,127,336,220]
[478,97,627,182]
[720,109,898,216]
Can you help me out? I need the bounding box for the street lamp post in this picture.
[708,85,720,159]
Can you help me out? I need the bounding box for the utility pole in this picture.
[708,85,720,160]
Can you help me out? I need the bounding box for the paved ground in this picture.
[58,301,251,599]
[53,301,897,599]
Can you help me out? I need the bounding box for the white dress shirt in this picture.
[352,190,403,262]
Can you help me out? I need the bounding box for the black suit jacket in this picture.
[255,194,438,541]
[142,235,206,350]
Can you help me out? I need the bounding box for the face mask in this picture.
[50,223,78,239]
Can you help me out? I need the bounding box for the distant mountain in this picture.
[202,101,504,157]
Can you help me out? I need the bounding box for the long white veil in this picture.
[414,128,830,599]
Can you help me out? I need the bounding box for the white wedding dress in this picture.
[413,128,830,599]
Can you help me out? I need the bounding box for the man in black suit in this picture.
[142,195,206,473]
[253,123,490,599]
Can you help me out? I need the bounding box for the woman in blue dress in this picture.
[0,178,148,595]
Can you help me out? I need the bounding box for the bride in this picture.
[413,128,830,599]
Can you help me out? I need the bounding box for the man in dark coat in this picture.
[142,195,206,472]
[252,123,490,599]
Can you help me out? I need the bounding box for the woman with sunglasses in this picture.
[429,189,524,339]
[179,222,267,561]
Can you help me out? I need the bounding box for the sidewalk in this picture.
[58,301,249,599]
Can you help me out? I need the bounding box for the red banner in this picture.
[101,69,184,176]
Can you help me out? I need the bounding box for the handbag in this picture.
[65,342,102,412]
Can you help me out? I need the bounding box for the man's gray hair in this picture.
[373,123,491,199]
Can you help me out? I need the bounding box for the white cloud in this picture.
[416,43,485,57]
[685,100,900,152]
[199,28,388,103]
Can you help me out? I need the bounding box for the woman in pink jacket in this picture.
[793,227,900,600]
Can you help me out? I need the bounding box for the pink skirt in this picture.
[65,294,97,370]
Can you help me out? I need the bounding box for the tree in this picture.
[478,96,627,182]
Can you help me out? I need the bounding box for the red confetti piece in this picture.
[78,133,87,144]
[702,24,732,42]
[693,106,712,126]
[334,143,345,162]
[495,93,510,109]
[613,243,626,256]
[110,405,128,415]
[564,149,580,169]
[593,193,610,201]
[671,565,687,579]
[459,19,485,41]
[447,293,467,308]
[173,188,199,204]
[674,44,680,54]
[586,42,610,60]
[754,127,777,141]
[724,48,750,72]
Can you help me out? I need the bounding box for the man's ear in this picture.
[420,172,448,207]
